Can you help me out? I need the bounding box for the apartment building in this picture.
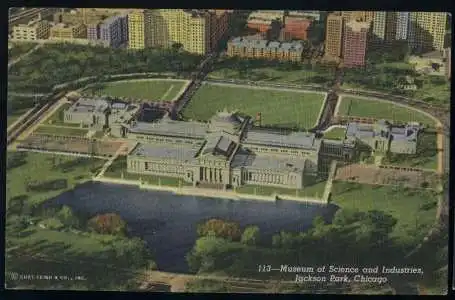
[343,21,370,68]
[208,10,230,50]
[12,19,51,40]
[86,22,100,40]
[325,13,344,58]
[227,37,304,63]
[408,12,447,51]
[281,16,312,40]
[99,14,128,48]
[128,9,152,49]
[371,12,398,43]
[395,12,410,40]
[50,22,86,39]
[128,9,228,55]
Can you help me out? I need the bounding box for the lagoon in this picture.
[52,182,336,273]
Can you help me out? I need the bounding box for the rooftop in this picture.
[244,129,320,150]
[345,20,370,32]
[229,37,305,52]
[202,133,237,158]
[130,143,199,163]
[232,149,307,172]
[128,119,208,139]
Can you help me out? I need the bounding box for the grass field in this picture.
[6,151,105,206]
[338,96,437,126]
[34,125,89,137]
[236,182,326,198]
[236,176,327,198]
[104,156,192,187]
[88,80,187,101]
[183,84,326,130]
[323,127,347,140]
[331,181,438,246]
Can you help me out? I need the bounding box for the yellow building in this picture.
[12,19,51,40]
[50,23,86,39]
[128,9,152,50]
[325,13,344,58]
[128,9,229,55]
[409,12,447,51]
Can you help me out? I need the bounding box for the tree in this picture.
[88,213,127,236]
[171,42,183,52]
[197,219,242,241]
[241,225,260,246]
[7,195,27,216]
[57,205,80,228]
[332,209,365,226]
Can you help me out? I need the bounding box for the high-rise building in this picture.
[86,22,100,40]
[408,12,447,51]
[127,9,151,50]
[325,13,344,58]
[128,9,229,54]
[372,11,387,40]
[99,14,128,48]
[343,21,370,68]
[372,12,398,42]
[395,12,410,40]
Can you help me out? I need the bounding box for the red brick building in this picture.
[342,21,370,68]
[282,16,312,40]
[247,19,272,33]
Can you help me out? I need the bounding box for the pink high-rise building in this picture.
[342,21,370,68]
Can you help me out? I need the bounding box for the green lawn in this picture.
[34,125,89,137]
[413,77,451,107]
[6,151,105,207]
[382,132,439,170]
[88,80,187,101]
[104,156,192,187]
[183,84,326,130]
[236,179,326,198]
[208,57,336,85]
[338,96,437,126]
[330,181,439,245]
[323,127,347,140]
